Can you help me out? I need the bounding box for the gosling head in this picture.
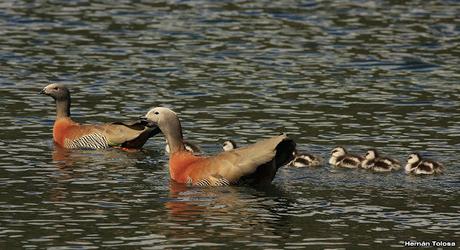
[222,140,237,151]
[407,153,421,165]
[331,146,347,158]
[365,149,379,160]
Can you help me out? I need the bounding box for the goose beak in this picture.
[138,116,161,135]
[139,116,157,128]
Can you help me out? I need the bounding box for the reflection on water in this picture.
[1,0,459,248]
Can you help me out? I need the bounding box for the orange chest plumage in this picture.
[169,152,209,183]
[53,118,78,146]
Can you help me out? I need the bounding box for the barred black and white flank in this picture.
[64,133,109,149]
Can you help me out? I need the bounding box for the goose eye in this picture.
[154,111,159,115]
[53,87,58,90]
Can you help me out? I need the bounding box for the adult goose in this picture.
[142,107,295,186]
[40,83,159,149]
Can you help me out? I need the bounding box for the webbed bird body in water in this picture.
[40,83,159,150]
[142,107,295,187]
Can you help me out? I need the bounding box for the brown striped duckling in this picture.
[405,153,444,175]
[361,149,401,172]
[329,146,363,169]
[166,140,201,155]
[288,149,322,167]
[222,140,237,151]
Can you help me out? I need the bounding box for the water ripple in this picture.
[0,0,459,248]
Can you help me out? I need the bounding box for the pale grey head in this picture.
[143,107,185,154]
[40,83,71,117]
[40,83,71,102]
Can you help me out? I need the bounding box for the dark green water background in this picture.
[0,0,459,249]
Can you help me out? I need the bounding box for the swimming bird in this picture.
[405,153,444,175]
[361,149,401,172]
[166,140,201,154]
[329,146,363,168]
[288,149,322,168]
[222,140,237,151]
[141,107,296,186]
[40,83,159,149]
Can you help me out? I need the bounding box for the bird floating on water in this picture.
[142,107,295,186]
[40,83,159,150]
[288,149,322,168]
[329,146,363,168]
[405,153,444,175]
[361,149,401,172]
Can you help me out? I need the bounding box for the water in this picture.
[1,0,459,248]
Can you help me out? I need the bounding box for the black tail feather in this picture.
[239,137,296,186]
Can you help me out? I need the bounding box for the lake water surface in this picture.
[0,0,459,249]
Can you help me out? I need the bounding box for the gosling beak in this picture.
[39,88,47,95]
